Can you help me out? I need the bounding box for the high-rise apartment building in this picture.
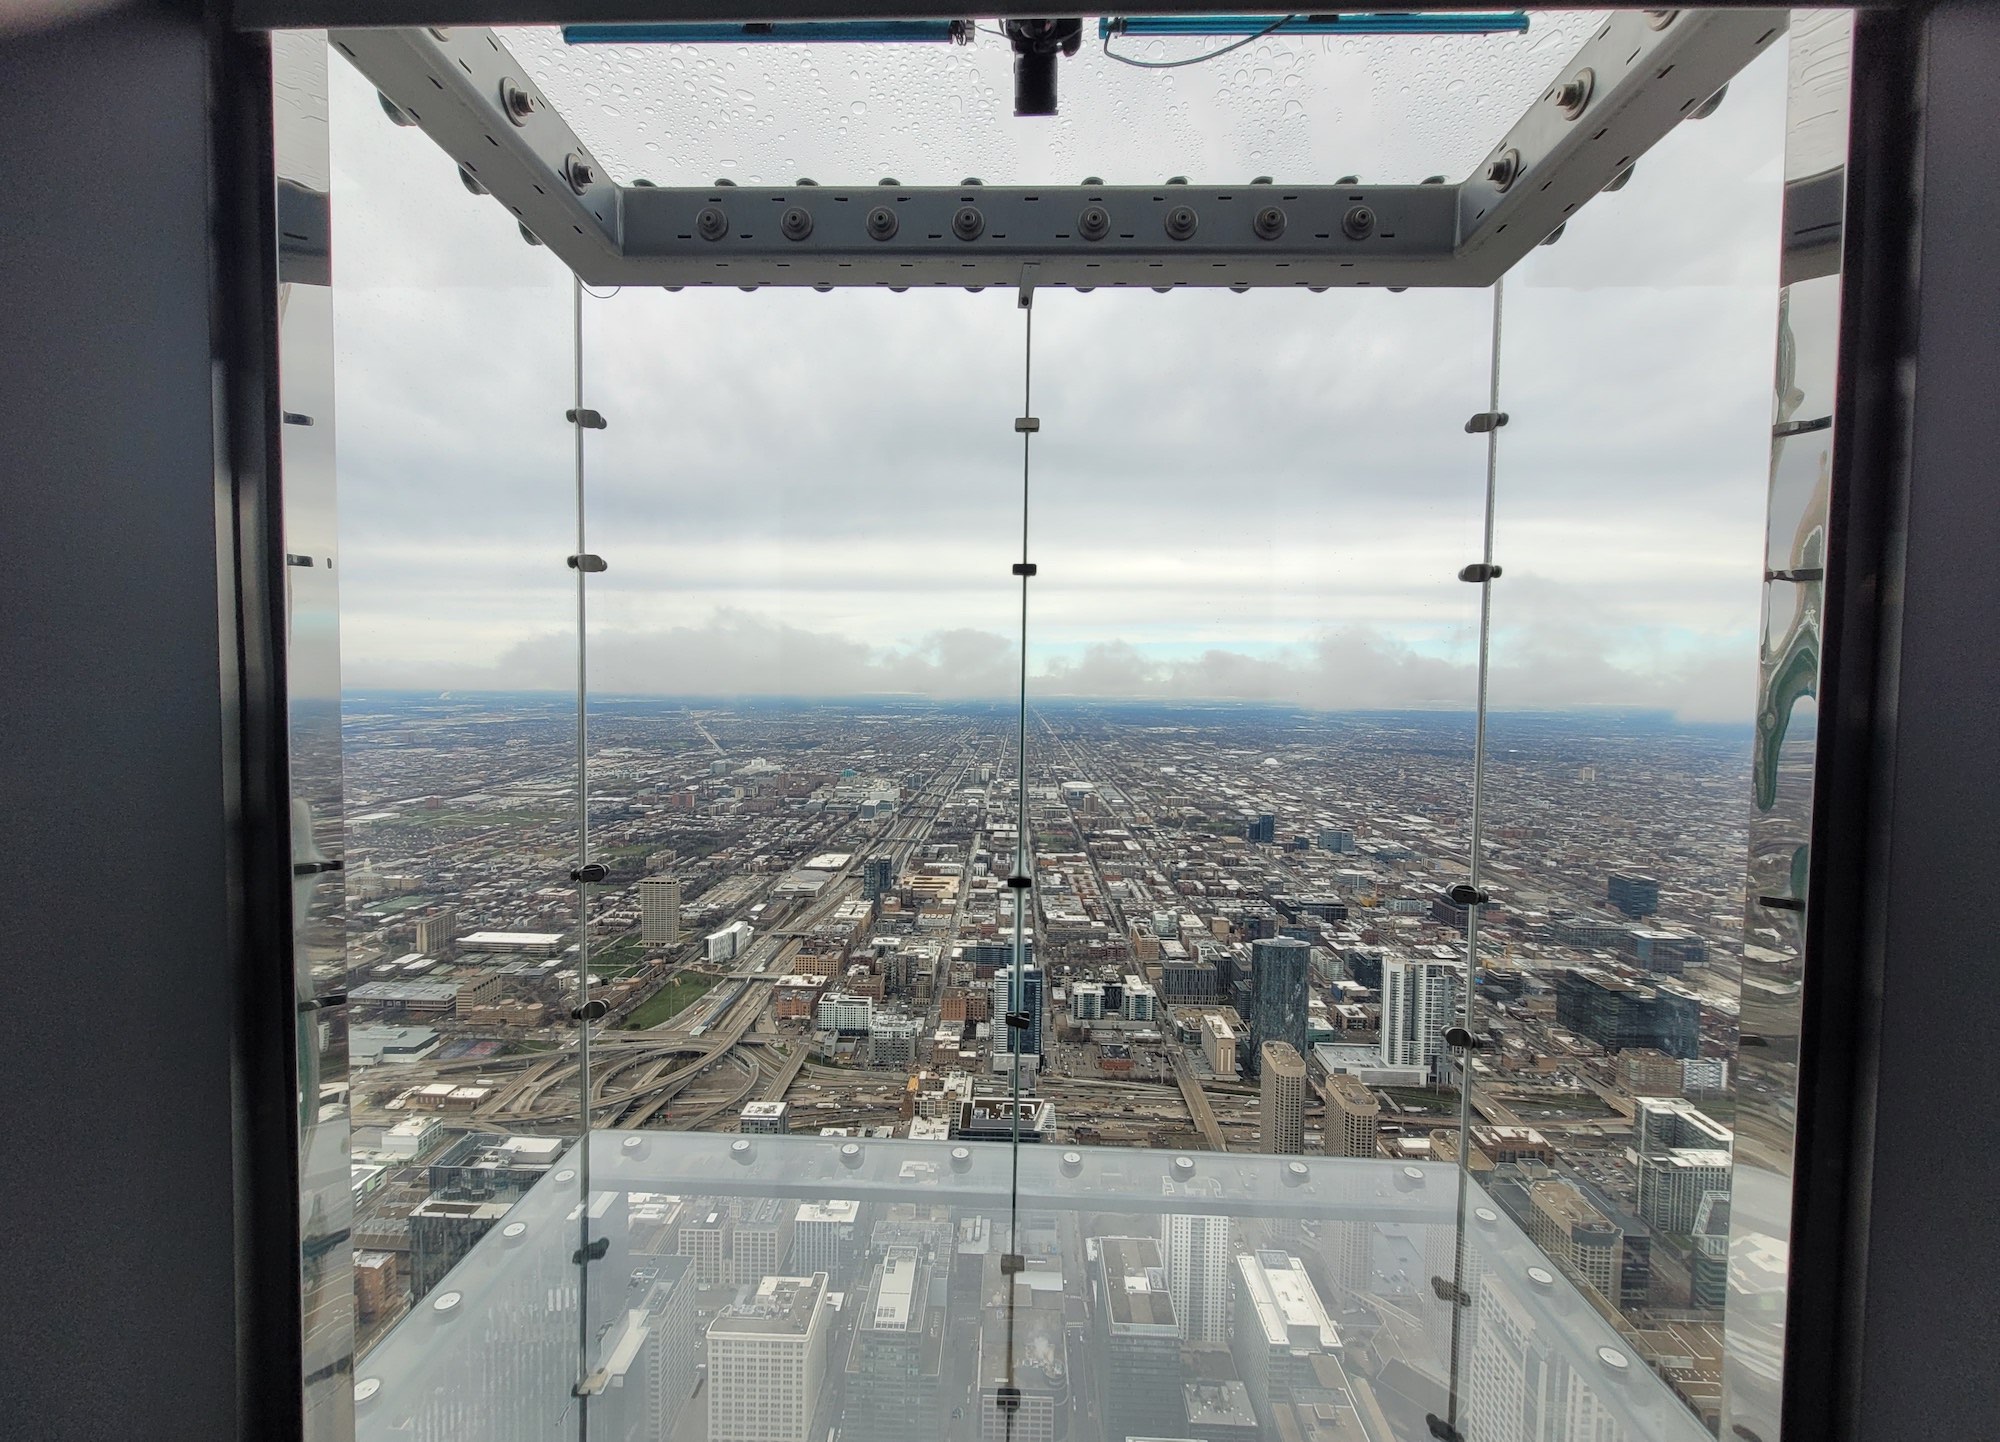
[862,855,896,902]
[1465,1269,1621,1442]
[1090,1236,1183,1442]
[1607,871,1661,918]
[1160,1179,1232,1343]
[708,1273,831,1442]
[977,1277,1069,1442]
[1246,813,1276,844]
[415,908,456,958]
[1322,1071,1381,1158]
[639,876,682,946]
[594,1254,699,1442]
[1526,1178,1623,1306]
[791,1199,859,1284]
[1638,1148,1734,1235]
[1245,938,1309,1077]
[731,1196,794,1285]
[991,963,1044,1057]
[1259,1041,1307,1155]
[1380,956,1460,1073]
[841,1246,947,1442]
[1230,1250,1341,1427]
[679,1206,730,1286]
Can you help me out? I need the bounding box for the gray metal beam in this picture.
[1458,6,1788,272]
[336,8,1785,290]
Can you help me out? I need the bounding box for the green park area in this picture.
[622,971,719,1030]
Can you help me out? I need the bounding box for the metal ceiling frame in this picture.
[332,7,1786,289]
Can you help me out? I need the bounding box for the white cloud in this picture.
[329,35,1787,724]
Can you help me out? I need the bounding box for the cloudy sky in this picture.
[329,16,1786,722]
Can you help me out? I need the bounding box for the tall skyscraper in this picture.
[1259,1041,1307,1155]
[1607,871,1661,918]
[842,1245,948,1442]
[639,876,682,946]
[1090,1236,1183,1442]
[1464,1269,1623,1442]
[791,1199,859,1284]
[1322,1072,1381,1158]
[1246,813,1276,844]
[593,1254,699,1442]
[415,908,456,958]
[1380,956,1461,1074]
[1160,1178,1232,1343]
[1230,1250,1341,1428]
[991,962,1044,1057]
[708,1273,831,1442]
[862,855,896,901]
[1245,938,1309,1076]
[977,1277,1069,1442]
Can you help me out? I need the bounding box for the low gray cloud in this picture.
[347,606,1753,723]
[328,35,1787,725]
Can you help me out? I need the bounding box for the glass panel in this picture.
[330,44,586,1439]
[318,12,1833,1441]
[1472,30,1794,1441]
[503,16,1602,186]
[1026,280,1493,1431]
[355,1131,1713,1442]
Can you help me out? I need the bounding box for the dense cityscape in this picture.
[335,693,1750,1441]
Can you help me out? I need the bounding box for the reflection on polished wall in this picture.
[275,29,357,1442]
[1726,11,1852,1442]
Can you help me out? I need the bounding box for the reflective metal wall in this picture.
[1724,11,1852,1442]
[275,29,359,1442]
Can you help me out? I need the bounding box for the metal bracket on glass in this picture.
[297,993,347,1014]
[1757,894,1806,912]
[1464,411,1509,433]
[1006,874,1033,890]
[570,999,610,1022]
[1426,1417,1466,1442]
[570,862,609,883]
[567,554,607,572]
[999,1254,1025,1275]
[996,1385,1023,1413]
[1447,884,1489,906]
[565,407,607,429]
[1431,1274,1473,1306]
[1458,563,1503,582]
[292,858,344,876]
[1004,1011,1034,1031]
[332,11,1785,290]
[1012,562,1038,577]
[1456,8,1785,277]
[1766,567,1825,583]
[1014,417,1040,432]
[571,1235,610,1265]
[1443,1026,1486,1051]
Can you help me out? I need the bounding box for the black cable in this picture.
[1102,14,1299,70]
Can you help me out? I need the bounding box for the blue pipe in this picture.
[1103,13,1529,38]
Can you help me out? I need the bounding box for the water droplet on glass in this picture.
[851,101,867,116]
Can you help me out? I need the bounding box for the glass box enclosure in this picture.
[280,10,1848,1442]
